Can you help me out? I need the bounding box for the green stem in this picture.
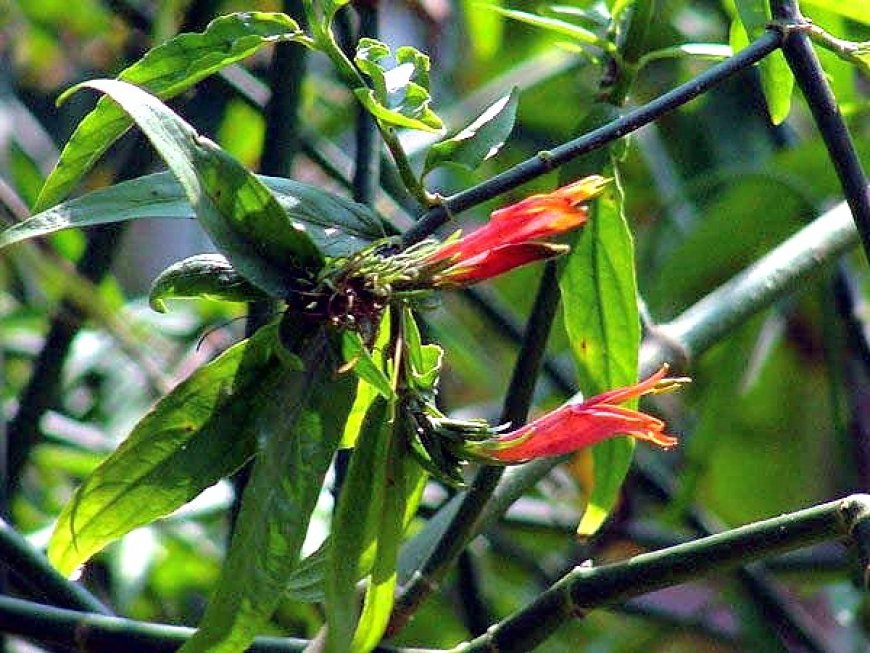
[650,199,859,367]
[388,264,564,635]
[454,495,870,653]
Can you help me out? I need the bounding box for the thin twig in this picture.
[402,30,784,246]
[770,0,870,262]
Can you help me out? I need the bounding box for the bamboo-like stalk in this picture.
[454,495,869,652]
[0,518,110,616]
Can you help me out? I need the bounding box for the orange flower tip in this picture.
[648,433,679,449]
[557,175,612,206]
[650,376,691,396]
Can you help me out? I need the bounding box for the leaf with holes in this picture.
[424,88,519,175]
[354,39,443,133]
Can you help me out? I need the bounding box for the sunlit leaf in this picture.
[341,331,396,400]
[801,0,870,25]
[482,4,607,47]
[179,326,355,653]
[424,88,519,175]
[731,3,793,124]
[559,165,640,537]
[64,79,323,296]
[326,398,392,653]
[351,446,420,652]
[36,12,309,211]
[341,310,392,448]
[48,325,284,575]
[0,171,384,258]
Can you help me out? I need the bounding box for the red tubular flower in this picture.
[423,175,609,287]
[466,366,687,464]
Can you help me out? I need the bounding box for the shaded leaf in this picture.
[559,165,640,536]
[424,88,519,175]
[48,325,284,575]
[179,327,355,653]
[149,254,268,312]
[0,171,385,258]
[36,12,308,211]
[66,79,322,296]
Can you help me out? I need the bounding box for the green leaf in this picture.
[424,88,519,175]
[351,443,419,652]
[341,310,392,448]
[482,5,606,47]
[65,79,323,296]
[35,12,308,211]
[731,3,794,124]
[326,398,392,653]
[48,325,284,576]
[149,254,268,312]
[460,0,505,60]
[401,306,443,393]
[354,39,444,133]
[801,0,870,26]
[0,171,385,258]
[179,327,355,653]
[559,165,640,537]
[341,331,395,400]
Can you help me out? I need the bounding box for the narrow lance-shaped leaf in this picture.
[64,79,322,297]
[1,171,385,258]
[424,87,519,175]
[351,439,423,652]
[326,398,393,653]
[731,1,793,125]
[482,5,608,48]
[48,325,284,575]
[559,164,640,537]
[179,326,356,653]
[36,12,310,211]
[341,310,392,448]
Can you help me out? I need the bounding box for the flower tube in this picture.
[465,365,686,464]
